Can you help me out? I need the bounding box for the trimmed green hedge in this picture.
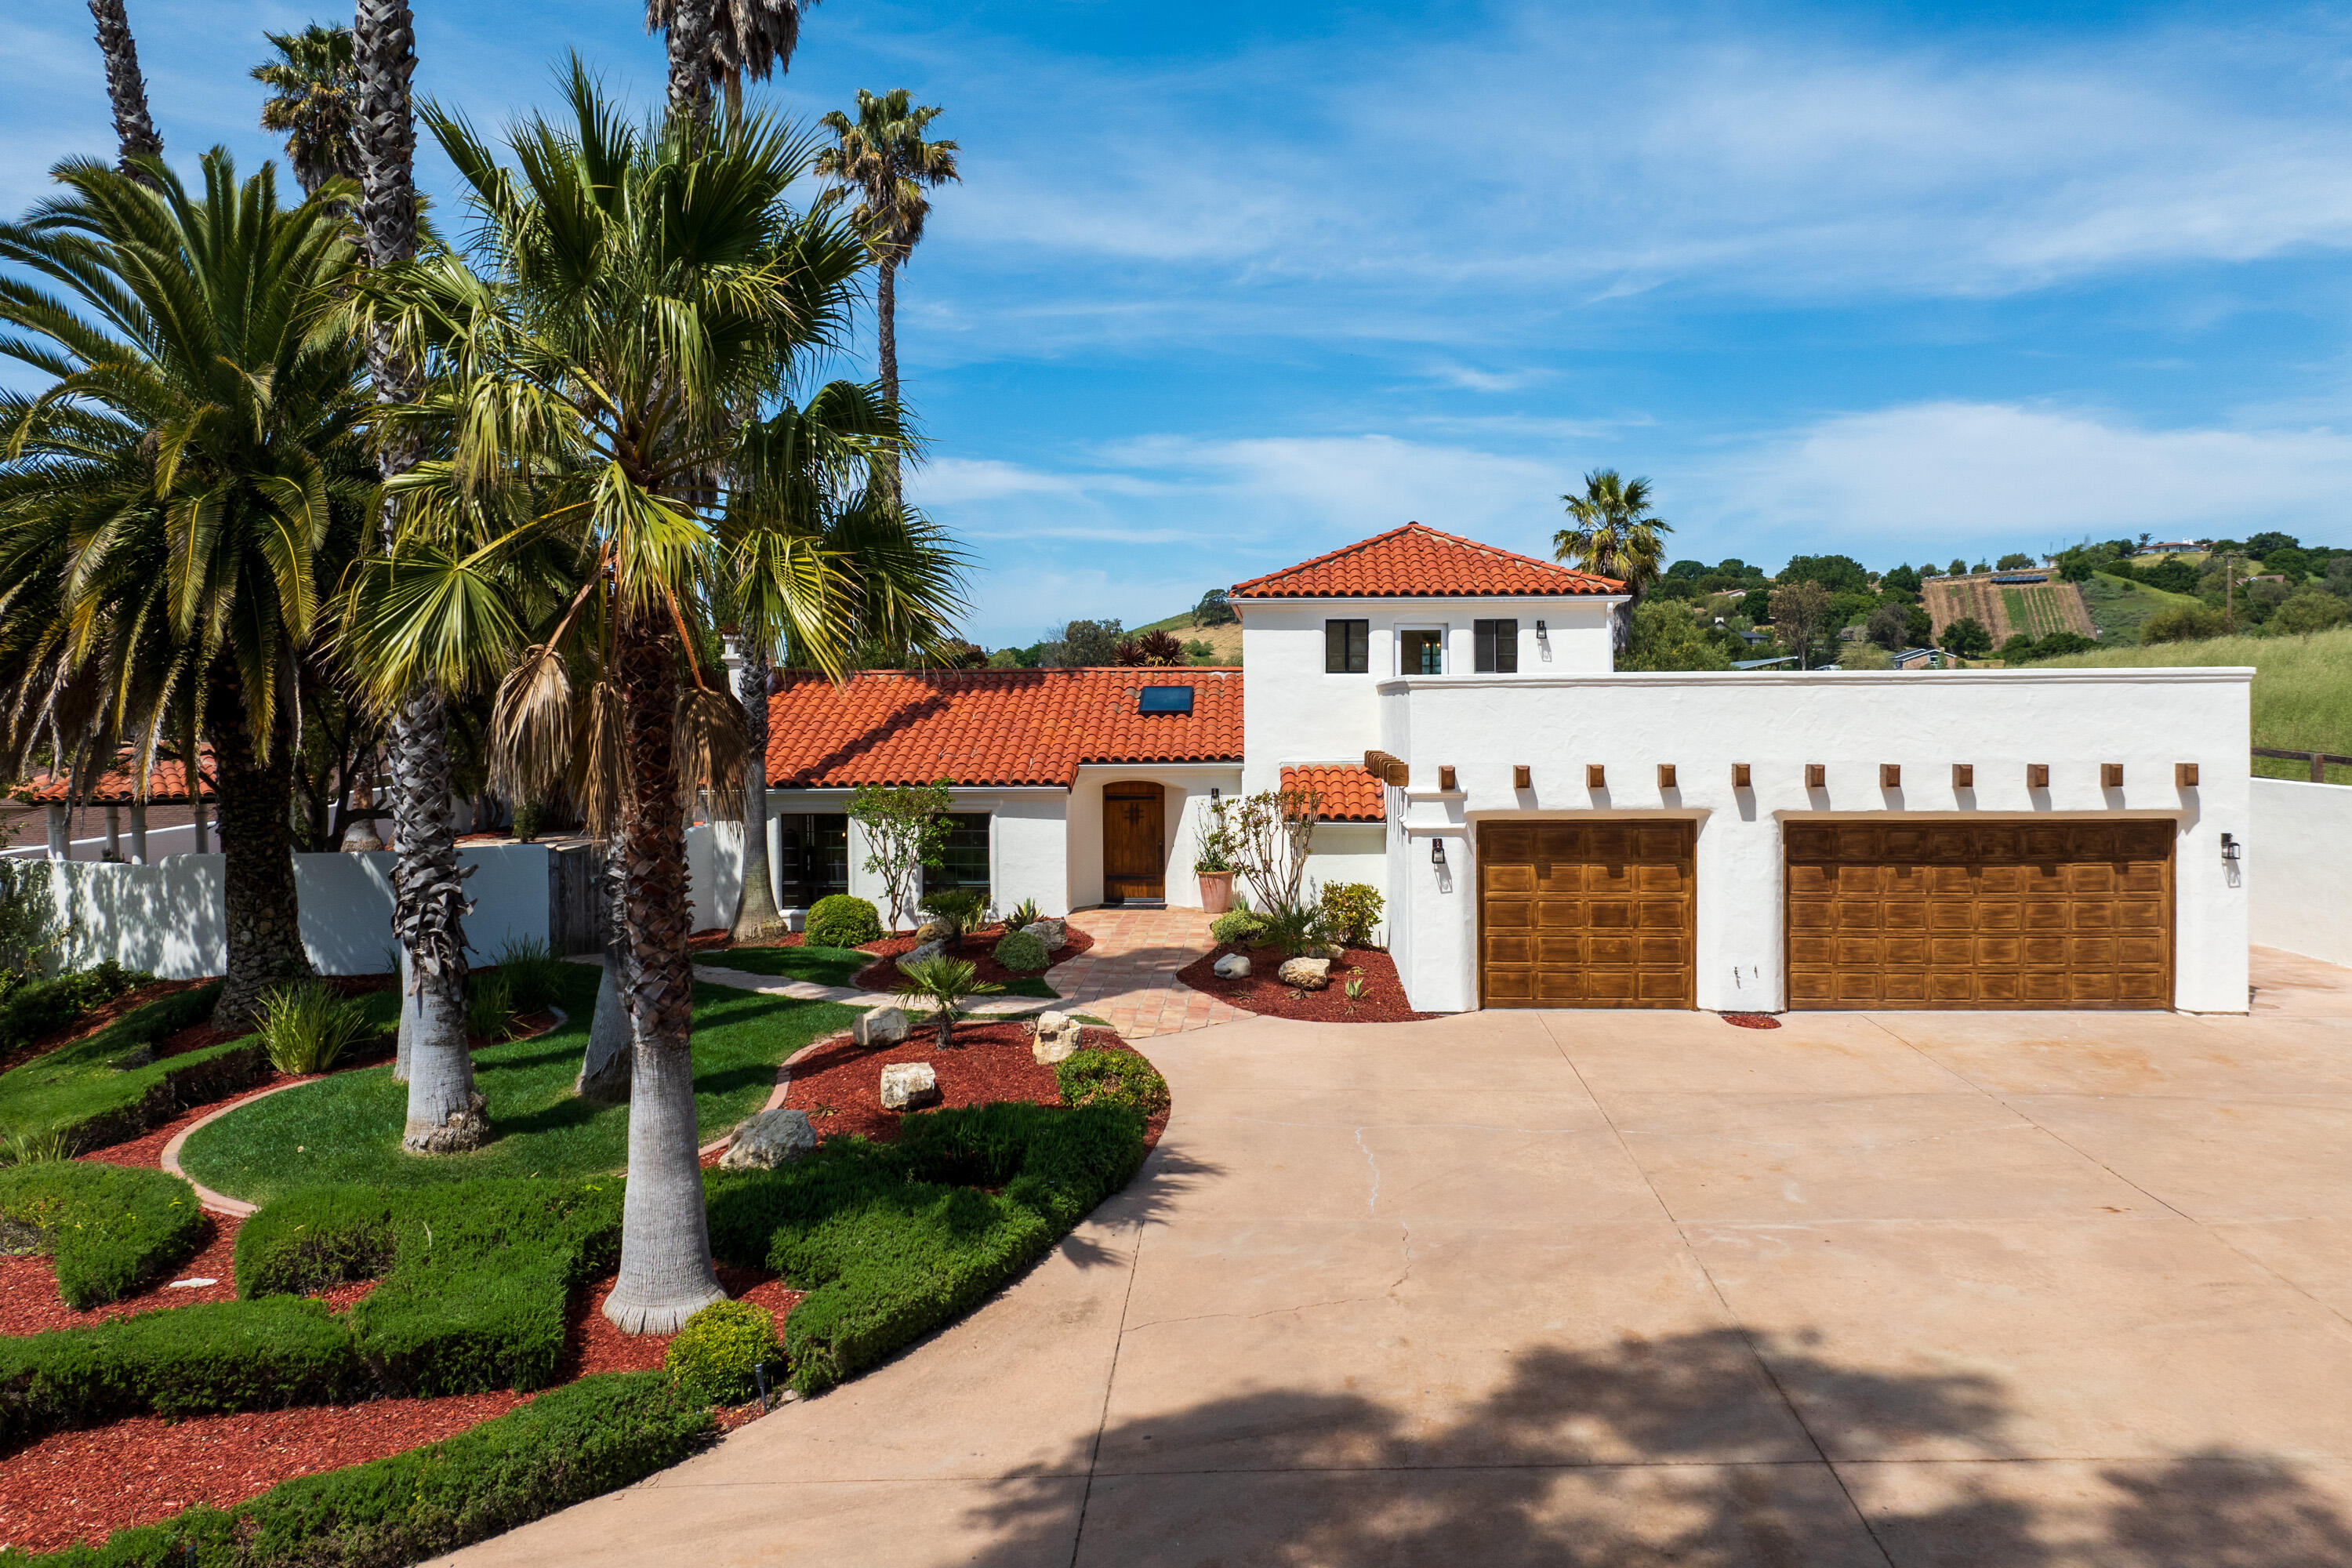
[0,963,152,1060]
[709,1098,1148,1395]
[0,1372,714,1568]
[0,985,262,1154]
[0,1162,205,1308]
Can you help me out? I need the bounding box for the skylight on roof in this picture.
[1138,685,1195,715]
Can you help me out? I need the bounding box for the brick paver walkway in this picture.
[1054,906,1252,1037]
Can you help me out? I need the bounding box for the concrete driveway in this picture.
[444,948,2352,1566]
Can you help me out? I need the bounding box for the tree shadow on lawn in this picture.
[952,1327,2352,1566]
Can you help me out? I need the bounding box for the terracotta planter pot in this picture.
[1197,870,1235,913]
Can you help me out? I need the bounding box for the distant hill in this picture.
[2033,626,2352,783]
[1131,608,1243,664]
[1922,573,2092,643]
[2077,572,2204,645]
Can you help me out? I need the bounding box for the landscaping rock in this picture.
[903,940,946,967]
[879,1062,940,1110]
[1022,918,1069,951]
[1213,952,1251,980]
[913,920,952,946]
[1031,1011,1083,1065]
[718,1108,818,1171]
[854,1007,909,1047]
[1278,956,1332,990]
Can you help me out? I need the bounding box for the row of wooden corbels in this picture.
[1363,752,2201,793]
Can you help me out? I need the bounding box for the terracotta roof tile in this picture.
[13,754,212,805]
[1281,763,1387,822]
[766,669,1242,789]
[1230,523,1621,599]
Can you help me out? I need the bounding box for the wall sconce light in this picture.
[1534,619,1548,638]
[1431,838,1447,867]
[2220,833,2241,863]
[1209,787,1220,801]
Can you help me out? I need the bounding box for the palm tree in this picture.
[0,152,368,1029]
[1554,469,1673,655]
[350,0,481,1152]
[815,89,959,502]
[352,68,943,1331]
[648,0,823,121]
[85,1,162,179]
[252,24,360,198]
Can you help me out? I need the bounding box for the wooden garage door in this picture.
[1480,822,1695,1008]
[1785,822,2172,1010]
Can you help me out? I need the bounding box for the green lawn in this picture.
[693,943,874,987]
[178,965,860,1207]
[2078,571,2204,644]
[2035,624,2352,784]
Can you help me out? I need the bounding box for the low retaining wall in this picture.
[2250,777,2352,967]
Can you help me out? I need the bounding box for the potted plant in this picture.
[1195,803,1237,913]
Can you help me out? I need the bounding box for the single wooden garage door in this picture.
[1785,821,2172,1010]
[1480,822,1695,1008]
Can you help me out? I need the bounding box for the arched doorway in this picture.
[1103,781,1166,904]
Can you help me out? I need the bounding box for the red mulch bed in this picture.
[848,922,1094,993]
[1176,944,1439,1023]
[781,1018,1167,1150]
[0,1214,242,1334]
[1722,1013,1783,1030]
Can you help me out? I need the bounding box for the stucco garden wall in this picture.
[1237,598,1616,792]
[1380,668,2254,1014]
[2249,777,2352,968]
[1073,765,1243,910]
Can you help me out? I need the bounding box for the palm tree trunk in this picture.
[207,681,314,1033]
[576,848,631,1101]
[728,647,783,940]
[665,0,715,124]
[603,613,723,1334]
[877,255,901,503]
[390,689,484,1152]
[85,0,161,180]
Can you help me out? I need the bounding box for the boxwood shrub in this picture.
[805,894,883,948]
[0,1162,205,1308]
[990,928,1049,972]
[0,1372,714,1568]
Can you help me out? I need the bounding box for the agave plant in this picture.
[895,953,1000,1051]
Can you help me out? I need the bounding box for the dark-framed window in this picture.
[1474,619,1518,673]
[1399,628,1445,675]
[1323,619,1370,673]
[923,812,991,895]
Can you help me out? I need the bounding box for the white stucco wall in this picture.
[1236,597,1619,791]
[1380,668,2253,1014]
[1302,823,1390,941]
[2249,777,2352,968]
[1073,765,1244,909]
[760,787,1075,927]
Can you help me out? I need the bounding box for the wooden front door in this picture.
[1785,821,2173,1009]
[1479,822,1697,1008]
[1103,782,1166,902]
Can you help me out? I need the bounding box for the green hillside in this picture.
[2034,626,2352,782]
[1131,608,1243,663]
[2078,571,2203,645]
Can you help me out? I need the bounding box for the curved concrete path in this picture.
[442,948,2352,1566]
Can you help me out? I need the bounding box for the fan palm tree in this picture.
[349,67,953,1332]
[350,0,481,1153]
[815,89,959,503]
[253,24,360,198]
[0,151,369,1029]
[648,0,823,122]
[85,1,162,179]
[1554,469,1672,655]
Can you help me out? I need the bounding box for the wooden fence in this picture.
[2254,746,2352,783]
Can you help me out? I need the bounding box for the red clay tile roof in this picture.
[12,755,212,805]
[1230,523,1623,599]
[1281,763,1387,822]
[766,669,1242,789]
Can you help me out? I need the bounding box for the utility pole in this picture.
[2223,550,2237,633]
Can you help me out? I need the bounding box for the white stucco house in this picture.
[756,522,2251,1015]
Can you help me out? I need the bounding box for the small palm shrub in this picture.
[1258,899,1330,958]
[1209,908,1267,947]
[1005,896,1044,931]
[896,953,1004,1049]
[495,936,568,1014]
[1319,882,1385,949]
[918,887,988,945]
[1055,1048,1171,1117]
[664,1298,782,1406]
[467,972,515,1042]
[992,929,1049,973]
[256,980,371,1076]
[807,895,883,948]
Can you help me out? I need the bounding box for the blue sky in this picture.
[9,1,2352,644]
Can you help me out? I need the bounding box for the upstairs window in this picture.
[1399,629,1445,675]
[1324,619,1370,673]
[1474,619,1518,673]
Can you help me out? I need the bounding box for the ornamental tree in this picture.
[849,781,954,931]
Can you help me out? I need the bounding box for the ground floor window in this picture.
[924,812,992,896]
[774,813,848,905]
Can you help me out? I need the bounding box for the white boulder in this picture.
[1022,918,1069,951]
[1277,956,1332,990]
[1212,952,1251,980]
[1031,1011,1085,1065]
[719,1108,818,1171]
[880,1062,941,1111]
[854,1007,909,1047]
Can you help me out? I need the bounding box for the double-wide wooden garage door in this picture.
[1787,822,2172,1009]
[1480,822,1695,1007]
